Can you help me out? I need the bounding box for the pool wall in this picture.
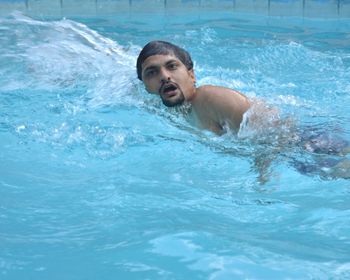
[0,0,349,17]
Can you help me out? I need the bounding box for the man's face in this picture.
[141,54,195,107]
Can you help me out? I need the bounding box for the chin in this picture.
[162,95,185,107]
[162,100,184,107]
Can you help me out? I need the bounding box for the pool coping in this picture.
[0,0,350,18]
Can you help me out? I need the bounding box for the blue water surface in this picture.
[1,10,350,279]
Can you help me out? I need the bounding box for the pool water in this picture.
[1,11,350,279]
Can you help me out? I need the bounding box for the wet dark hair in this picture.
[136,40,193,80]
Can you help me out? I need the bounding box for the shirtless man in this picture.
[137,40,350,181]
[136,40,250,135]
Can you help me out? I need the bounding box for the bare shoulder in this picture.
[197,84,229,95]
[196,85,249,104]
[192,84,250,132]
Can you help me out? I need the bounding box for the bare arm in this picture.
[192,85,250,133]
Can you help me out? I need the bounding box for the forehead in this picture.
[141,54,182,70]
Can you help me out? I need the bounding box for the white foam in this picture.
[1,13,140,110]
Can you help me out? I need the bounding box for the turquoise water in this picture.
[1,11,350,279]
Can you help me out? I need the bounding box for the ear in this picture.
[188,69,196,84]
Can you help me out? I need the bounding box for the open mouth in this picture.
[161,83,178,95]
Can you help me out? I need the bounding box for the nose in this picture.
[159,68,171,83]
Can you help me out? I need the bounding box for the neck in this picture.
[186,87,197,103]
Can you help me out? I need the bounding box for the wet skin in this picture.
[141,54,196,107]
[140,53,350,181]
[141,54,250,134]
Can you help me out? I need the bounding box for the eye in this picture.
[168,63,178,70]
[144,69,157,78]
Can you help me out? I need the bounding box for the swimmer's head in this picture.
[136,40,193,80]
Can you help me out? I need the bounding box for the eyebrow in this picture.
[143,59,179,74]
[165,59,180,68]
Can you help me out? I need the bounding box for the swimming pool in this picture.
[1,7,350,280]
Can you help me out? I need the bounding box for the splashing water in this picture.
[1,11,350,280]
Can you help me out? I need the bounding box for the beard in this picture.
[161,90,185,107]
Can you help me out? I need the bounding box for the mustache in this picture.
[159,81,179,94]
